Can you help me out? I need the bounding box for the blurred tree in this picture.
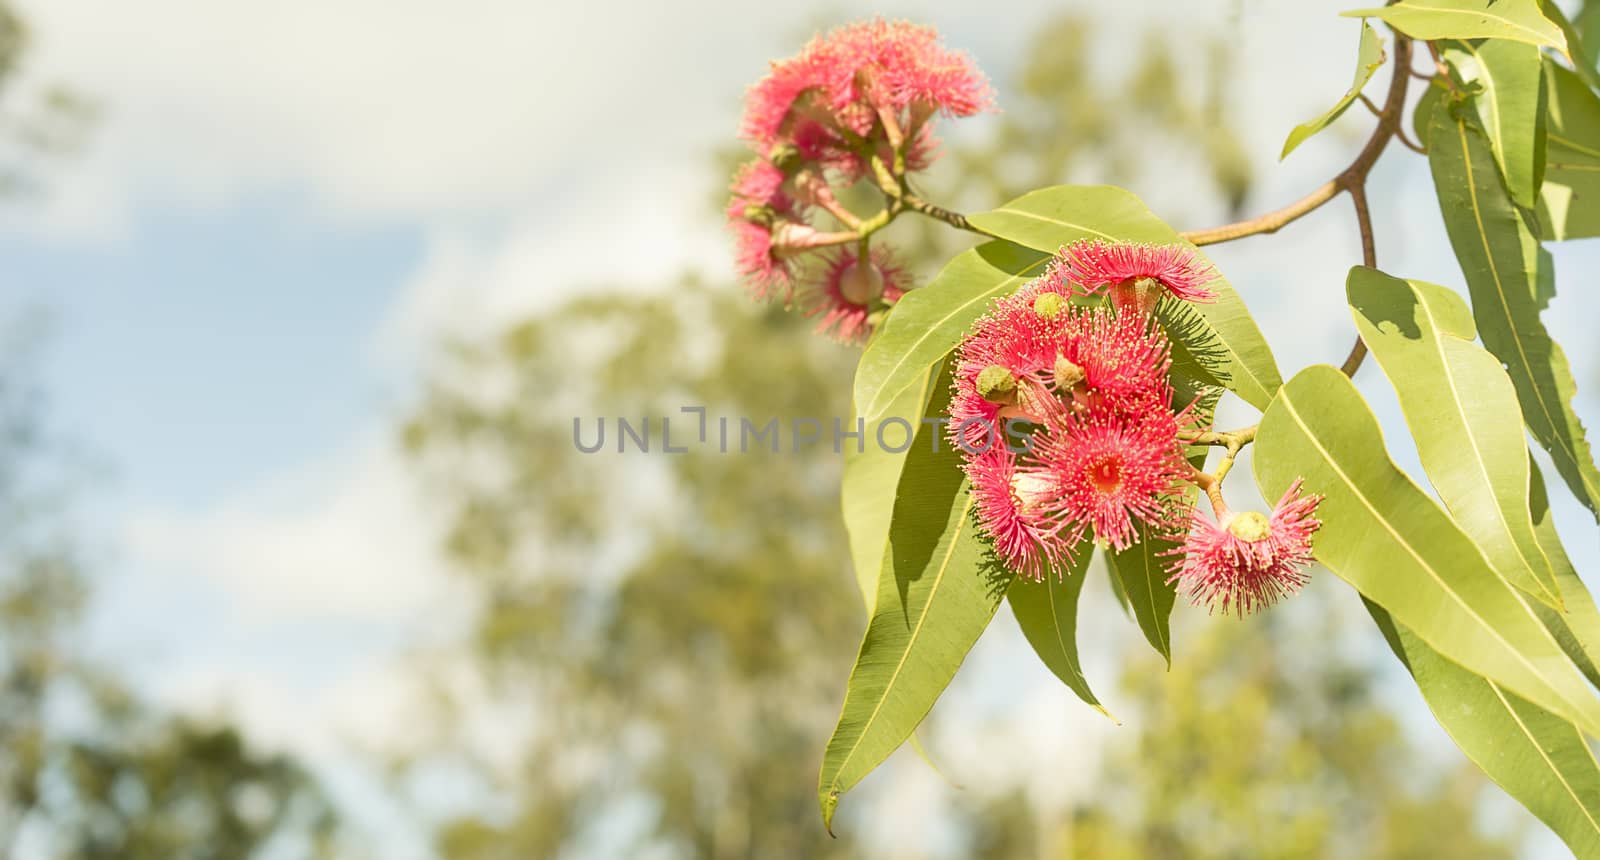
[403,12,1525,860]
[0,0,96,197]
[0,325,341,860]
[965,604,1518,859]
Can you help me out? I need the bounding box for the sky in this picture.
[2,0,1598,856]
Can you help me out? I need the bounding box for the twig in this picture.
[1180,37,1413,248]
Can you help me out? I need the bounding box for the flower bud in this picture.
[1009,471,1055,515]
[767,142,803,174]
[1226,511,1272,542]
[838,260,885,306]
[976,364,1018,405]
[1032,292,1064,319]
[1053,355,1085,390]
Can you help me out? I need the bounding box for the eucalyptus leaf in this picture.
[1007,545,1112,717]
[1343,0,1568,53]
[1427,97,1600,518]
[1253,365,1600,737]
[841,364,940,612]
[1348,267,1560,608]
[968,185,1283,410]
[1441,38,1546,208]
[819,366,1010,832]
[1369,603,1600,859]
[1530,460,1600,689]
[1414,77,1448,150]
[1538,61,1600,240]
[1539,0,1600,89]
[1281,22,1387,160]
[1106,527,1182,667]
[853,241,1048,422]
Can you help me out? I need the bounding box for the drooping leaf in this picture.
[1106,526,1181,668]
[967,185,1283,410]
[1007,545,1112,717]
[1537,61,1600,240]
[1252,364,1600,737]
[1369,603,1600,859]
[853,241,1048,422]
[819,366,1009,832]
[1530,459,1600,689]
[1428,96,1600,518]
[841,364,940,612]
[1281,22,1388,160]
[1441,38,1546,208]
[1343,0,1568,53]
[1347,267,1559,608]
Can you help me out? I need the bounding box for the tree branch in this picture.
[1180,36,1413,248]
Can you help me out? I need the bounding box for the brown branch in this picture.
[902,194,998,238]
[1181,36,1413,248]
[1339,183,1378,376]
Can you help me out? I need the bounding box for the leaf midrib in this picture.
[1486,680,1600,839]
[1275,386,1593,731]
[826,493,977,789]
[1407,289,1556,604]
[1367,4,1562,49]
[1453,117,1593,486]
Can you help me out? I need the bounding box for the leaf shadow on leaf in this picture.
[1348,279,1425,340]
[1158,298,1232,393]
[888,450,970,620]
[974,537,1021,602]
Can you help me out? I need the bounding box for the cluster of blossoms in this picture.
[949,240,1322,614]
[726,20,991,343]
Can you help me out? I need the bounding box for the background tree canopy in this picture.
[3,2,1598,858]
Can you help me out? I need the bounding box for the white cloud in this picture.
[369,161,727,366]
[122,428,454,620]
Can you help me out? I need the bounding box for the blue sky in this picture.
[3,0,1598,856]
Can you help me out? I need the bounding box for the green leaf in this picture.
[1414,76,1448,150]
[967,185,1283,410]
[1427,97,1600,518]
[1106,527,1181,668]
[1530,459,1600,689]
[841,364,939,612]
[1253,364,1600,738]
[1441,38,1546,208]
[1369,604,1600,858]
[1281,22,1388,160]
[1347,267,1560,608]
[853,241,1048,422]
[819,366,1010,832]
[1343,0,1568,53]
[1537,61,1600,240]
[1539,0,1600,90]
[1007,547,1113,718]
[1105,558,1132,616]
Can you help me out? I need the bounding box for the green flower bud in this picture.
[1053,355,1085,390]
[976,364,1018,405]
[1032,292,1065,319]
[1227,511,1272,542]
[767,142,803,175]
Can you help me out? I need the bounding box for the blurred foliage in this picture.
[0,327,338,858]
[404,16,1523,860]
[969,607,1518,859]
[0,0,97,197]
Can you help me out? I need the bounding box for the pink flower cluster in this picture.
[1166,480,1322,616]
[725,19,991,343]
[948,241,1321,614]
